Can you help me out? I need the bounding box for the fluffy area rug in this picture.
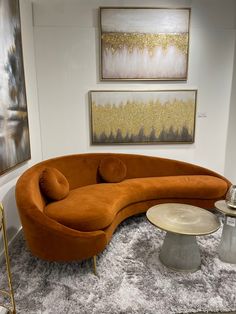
[1,215,236,314]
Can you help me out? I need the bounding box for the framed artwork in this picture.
[100,7,191,81]
[90,90,197,145]
[0,0,31,175]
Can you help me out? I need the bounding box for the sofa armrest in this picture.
[18,206,107,261]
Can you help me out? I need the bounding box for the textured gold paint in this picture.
[92,99,195,138]
[102,32,188,55]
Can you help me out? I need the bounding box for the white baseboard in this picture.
[0,305,9,314]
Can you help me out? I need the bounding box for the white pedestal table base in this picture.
[160,232,201,272]
[218,217,236,264]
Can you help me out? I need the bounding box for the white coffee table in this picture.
[146,203,220,272]
[215,200,236,264]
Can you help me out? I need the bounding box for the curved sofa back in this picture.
[16,153,230,214]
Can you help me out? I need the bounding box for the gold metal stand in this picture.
[0,203,16,314]
[93,256,97,275]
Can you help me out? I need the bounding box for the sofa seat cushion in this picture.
[44,175,227,232]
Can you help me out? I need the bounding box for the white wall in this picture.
[0,0,42,249]
[225,31,236,184]
[33,0,236,175]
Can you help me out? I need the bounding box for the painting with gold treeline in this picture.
[91,96,196,144]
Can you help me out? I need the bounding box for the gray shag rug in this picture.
[1,215,236,314]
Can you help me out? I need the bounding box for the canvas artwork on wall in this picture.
[100,7,190,80]
[0,0,31,175]
[90,90,197,145]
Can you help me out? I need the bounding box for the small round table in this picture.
[215,200,236,264]
[146,203,220,272]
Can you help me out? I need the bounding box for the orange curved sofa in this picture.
[15,153,230,262]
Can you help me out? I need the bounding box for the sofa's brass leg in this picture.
[93,255,97,275]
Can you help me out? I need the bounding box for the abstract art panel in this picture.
[90,90,197,144]
[0,0,31,175]
[100,7,190,80]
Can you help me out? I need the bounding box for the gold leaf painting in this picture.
[100,7,190,80]
[90,90,197,144]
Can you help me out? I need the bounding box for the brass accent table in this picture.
[0,203,16,314]
[146,203,220,272]
[215,200,236,264]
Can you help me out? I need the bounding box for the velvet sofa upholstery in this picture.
[15,153,230,262]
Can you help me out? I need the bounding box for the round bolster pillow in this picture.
[39,167,69,201]
[99,157,127,183]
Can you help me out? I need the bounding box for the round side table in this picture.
[215,200,236,264]
[0,203,16,314]
[147,203,220,272]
